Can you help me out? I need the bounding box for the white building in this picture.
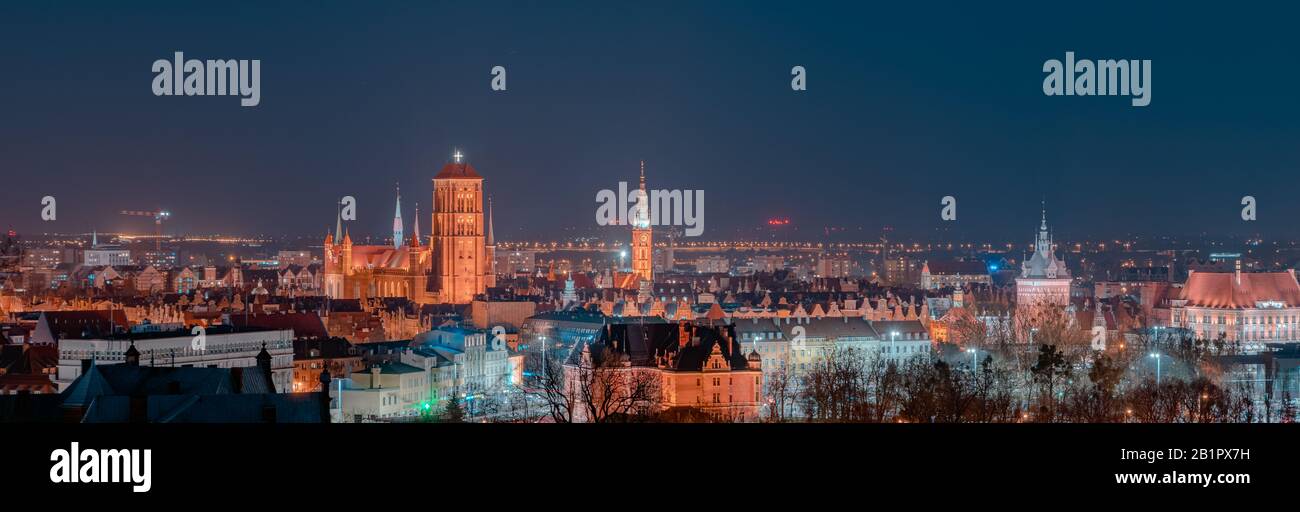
[695,256,730,274]
[336,363,430,421]
[1016,209,1071,309]
[733,316,931,382]
[55,327,295,392]
[84,246,131,266]
[402,326,514,403]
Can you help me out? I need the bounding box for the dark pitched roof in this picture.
[39,310,129,340]
[81,393,325,423]
[293,337,357,360]
[579,322,750,372]
[29,364,328,423]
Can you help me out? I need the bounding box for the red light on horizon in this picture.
[767,218,790,226]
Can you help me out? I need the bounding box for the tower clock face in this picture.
[640,234,648,243]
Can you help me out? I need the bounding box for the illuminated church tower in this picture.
[431,150,490,303]
[631,160,653,283]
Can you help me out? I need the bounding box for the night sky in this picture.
[1,1,1298,242]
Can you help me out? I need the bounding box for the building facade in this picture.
[55,327,295,393]
[1016,209,1071,309]
[1163,268,1300,352]
[431,152,493,304]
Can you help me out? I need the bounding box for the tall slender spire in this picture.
[393,183,404,249]
[1040,198,1047,232]
[411,202,421,246]
[335,200,343,242]
[639,160,646,193]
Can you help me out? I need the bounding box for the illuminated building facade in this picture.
[431,151,493,304]
[1164,267,1300,351]
[1015,208,1071,309]
[322,151,497,304]
[322,192,433,303]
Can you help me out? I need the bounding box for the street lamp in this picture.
[619,250,627,270]
[539,335,547,378]
[1149,352,1162,384]
[890,331,898,360]
[967,347,978,372]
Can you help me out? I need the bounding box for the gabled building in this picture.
[567,320,763,422]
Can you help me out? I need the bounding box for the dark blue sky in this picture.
[1,1,1298,243]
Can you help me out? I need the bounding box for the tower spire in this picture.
[1040,198,1047,232]
[411,202,421,246]
[335,200,343,242]
[393,183,404,249]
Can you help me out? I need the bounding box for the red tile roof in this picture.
[435,162,482,179]
[1179,271,1300,308]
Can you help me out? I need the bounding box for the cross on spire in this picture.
[453,148,464,163]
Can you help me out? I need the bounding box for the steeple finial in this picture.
[1040,198,1047,231]
[639,160,646,191]
[453,148,464,164]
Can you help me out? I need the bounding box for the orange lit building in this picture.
[430,151,494,304]
[1163,267,1300,349]
[322,151,495,305]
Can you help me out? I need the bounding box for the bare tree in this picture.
[529,350,577,423]
[763,362,796,422]
[566,346,662,423]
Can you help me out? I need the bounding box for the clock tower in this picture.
[631,161,653,284]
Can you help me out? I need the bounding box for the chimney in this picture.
[319,367,332,423]
[256,342,275,392]
[370,366,380,389]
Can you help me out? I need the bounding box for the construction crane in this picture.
[119,209,171,251]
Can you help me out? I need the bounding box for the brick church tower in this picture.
[431,150,490,303]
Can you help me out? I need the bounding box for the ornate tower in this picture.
[392,184,404,249]
[323,202,345,298]
[431,149,488,304]
[631,161,653,283]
